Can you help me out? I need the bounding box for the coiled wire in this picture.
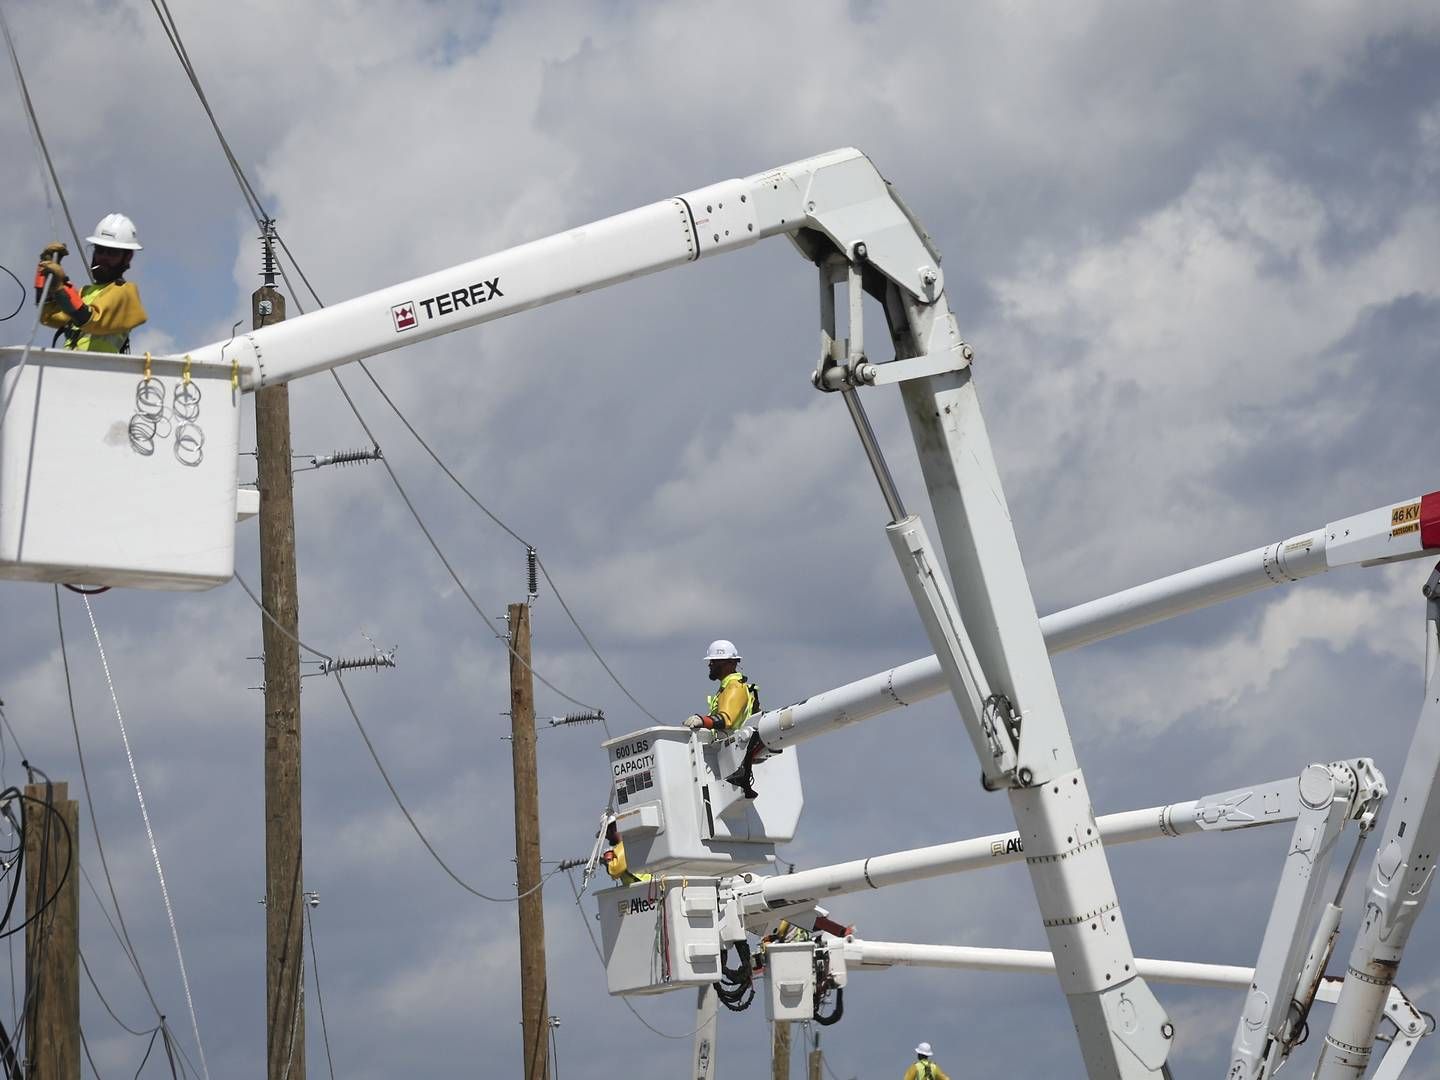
[128,377,165,456]
[128,374,205,465]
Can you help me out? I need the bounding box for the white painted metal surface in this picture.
[0,347,241,589]
[603,726,801,875]
[752,493,1440,755]
[598,878,721,995]
[1315,569,1440,1079]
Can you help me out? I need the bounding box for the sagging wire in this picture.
[303,900,337,1080]
[80,595,210,1080]
[233,572,570,905]
[563,869,711,1042]
[0,0,89,275]
[55,588,198,1079]
[0,265,22,322]
[144,0,655,734]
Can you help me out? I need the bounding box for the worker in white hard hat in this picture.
[685,639,767,798]
[684,640,758,735]
[903,1042,950,1080]
[35,213,147,353]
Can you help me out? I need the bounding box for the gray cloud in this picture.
[2,2,1439,1077]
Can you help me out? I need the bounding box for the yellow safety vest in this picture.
[706,672,757,732]
[42,280,147,353]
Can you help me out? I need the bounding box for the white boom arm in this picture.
[751,493,1440,755]
[1315,563,1440,1079]
[1228,761,1386,1079]
[182,148,943,387]
[825,938,1430,1076]
[738,763,1373,920]
[178,147,1172,1073]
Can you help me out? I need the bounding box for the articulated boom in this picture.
[5,146,1439,1077]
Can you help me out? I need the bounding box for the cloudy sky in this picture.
[2,1,1439,1077]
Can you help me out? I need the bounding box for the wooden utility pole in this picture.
[23,781,79,1080]
[771,1021,792,1080]
[807,1030,822,1080]
[508,602,548,1080]
[254,226,304,1080]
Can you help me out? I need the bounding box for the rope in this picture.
[81,596,210,1080]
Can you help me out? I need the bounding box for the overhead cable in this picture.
[303,902,337,1080]
[56,589,198,1077]
[140,0,652,729]
[80,596,210,1080]
[563,870,710,1042]
[0,1,89,271]
[232,572,568,905]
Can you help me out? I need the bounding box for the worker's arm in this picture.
[901,1065,918,1080]
[39,277,147,336]
[78,282,147,336]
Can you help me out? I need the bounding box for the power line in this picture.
[140,0,652,731]
[562,870,711,1042]
[79,597,209,1080]
[0,0,89,274]
[233,572,568,905]
[302,901,336,1080]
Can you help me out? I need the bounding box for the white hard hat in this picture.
[915,1042,932,1058]
[703,639,741,662]
[87,213,142,251]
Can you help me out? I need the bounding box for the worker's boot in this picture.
[723,731,767,799]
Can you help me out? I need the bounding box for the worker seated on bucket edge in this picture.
[684,638,767,800]
[684,639,759,735]
[35,213,148,353]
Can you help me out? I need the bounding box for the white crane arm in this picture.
[740,764,1371,918]
[750,494,1440,755]
[179,148,943,388]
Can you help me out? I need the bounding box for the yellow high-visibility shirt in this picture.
[706,672,756,731]
[903,1061,950,1080]
[42,280,147,352]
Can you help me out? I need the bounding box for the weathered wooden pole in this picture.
[24,780,79,1079]
[254,222,304,1080]
[509,602,549,1080]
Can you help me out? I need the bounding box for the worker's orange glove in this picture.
[34,258,68,304]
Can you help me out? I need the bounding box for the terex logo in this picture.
[390,277,504,333]
[391,302,418,332]
[618,896,659,917]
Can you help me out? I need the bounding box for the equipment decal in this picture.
[617,895,658,916]
[391,277,504,332]
[391,301,417,332]
[990,836,1024,857]
[1392,501,1421,535]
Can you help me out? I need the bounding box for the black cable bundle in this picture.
[714,941,756,1012]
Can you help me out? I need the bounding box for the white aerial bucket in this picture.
[0,346,243,590]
